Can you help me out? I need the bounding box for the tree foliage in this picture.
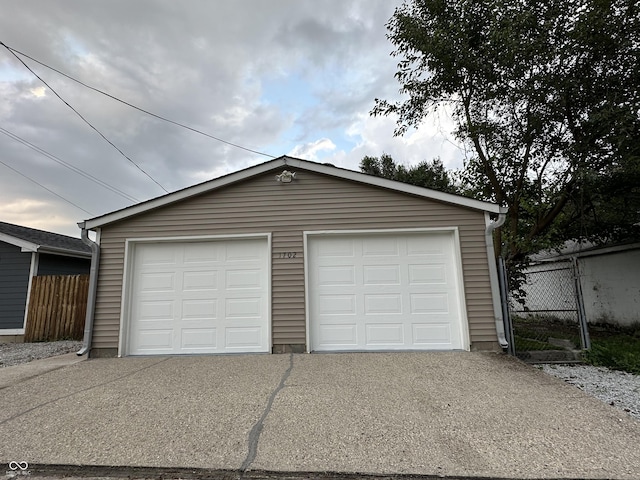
[373,0,640,263]
[360,153,457,193]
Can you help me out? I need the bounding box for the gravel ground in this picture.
[540,363,640,420]
[0,340,82,368]
[1,342,638,422]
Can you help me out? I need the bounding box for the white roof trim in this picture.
[80,156,505,230]
[537,242,640,261]
[286,158,506,214]
[0,232,38,252]
[577,242,640,257]
[37,246,92,259]
[0,232,91,258]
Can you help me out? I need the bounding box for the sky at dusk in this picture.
[0,1,466,237]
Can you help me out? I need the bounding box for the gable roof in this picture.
[80,156,506,230]
[0,221,91,258]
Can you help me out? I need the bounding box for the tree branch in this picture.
[461,91,507,205]
[526,177,577,241]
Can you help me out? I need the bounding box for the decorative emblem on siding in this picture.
[275,170,296,183]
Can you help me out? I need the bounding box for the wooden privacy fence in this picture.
[25,274,89,342]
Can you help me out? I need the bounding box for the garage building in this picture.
[78,156,508,357]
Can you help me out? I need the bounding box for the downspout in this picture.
[485,210,508,349]
[77,225,100,356]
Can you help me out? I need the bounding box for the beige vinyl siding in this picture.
[92,169,496,351]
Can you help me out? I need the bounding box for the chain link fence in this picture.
[502,258,590,361]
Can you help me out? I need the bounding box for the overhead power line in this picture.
[0,126,140,203]
[1,42,277,159]
[0,158,94,216]
[1,41,169,193]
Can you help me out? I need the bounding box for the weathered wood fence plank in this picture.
[25,275,89,342]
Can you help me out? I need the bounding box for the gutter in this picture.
[485,211,508,349]
[77,225,100,356]
[36,245,92,259]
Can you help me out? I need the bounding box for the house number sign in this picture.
[278,252,297,259]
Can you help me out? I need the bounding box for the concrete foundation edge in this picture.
[90,342,501,358]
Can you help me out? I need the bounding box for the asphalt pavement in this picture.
[1,351,639,479]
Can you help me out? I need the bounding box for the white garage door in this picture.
[308,231,467,351]
[126,237,269,355]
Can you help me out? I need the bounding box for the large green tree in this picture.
[373,0,640,264]
[360,153,457,193]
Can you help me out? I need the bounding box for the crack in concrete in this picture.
[240,353,294,475]
[0,357,171,426]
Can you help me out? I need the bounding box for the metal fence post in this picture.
[571,256,591,350]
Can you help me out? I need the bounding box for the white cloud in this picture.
[288,138,336,161]
[1,198,81,237]
[29,86,46,98]
[322,112,466,173]
[0,0,466,236]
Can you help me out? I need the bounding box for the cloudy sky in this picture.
[0,1,465,238]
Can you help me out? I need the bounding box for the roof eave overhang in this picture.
[0,232,39,252]
[0,232,91,258]
[36,246,92,259]
[80,156,505,230]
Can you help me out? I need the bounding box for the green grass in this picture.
[583,333,640,375]
[511,314,640,374]
[512,315,582,351]
[514,335,558,351]
[511,316,640,375]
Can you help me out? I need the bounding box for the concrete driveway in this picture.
[1,352,639,479]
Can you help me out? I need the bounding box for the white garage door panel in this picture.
[309,232,466,351]
[127,238,269,355]
[183,271,217,291]
[414,324,452,344]
[366,324,404,344]
[364,265,401,285]
[226,327,263,348]
[137,330,173,350]
[181,328,216,349]
[319,324,357,345]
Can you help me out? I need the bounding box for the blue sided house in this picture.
[0,221,91,342]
